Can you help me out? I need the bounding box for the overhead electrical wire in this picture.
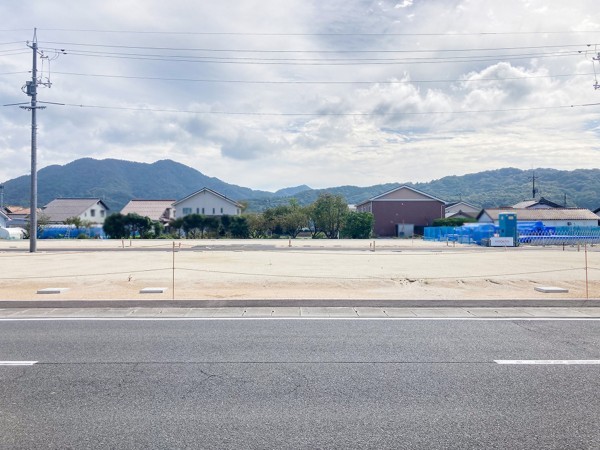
[50,70,594,85]
[37,28,600,36]
[54,101,600,117]
[38,48,584,65]
[39,40,592,54]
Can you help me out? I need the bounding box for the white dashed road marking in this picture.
[495,360,600,365]
[0,361,38,366]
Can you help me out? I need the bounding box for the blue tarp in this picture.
[39,225,106,239]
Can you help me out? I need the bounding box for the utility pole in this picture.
[20,29,52,252]
[531,171,538,199]
[2,29,60,251]
[27,30,40,252]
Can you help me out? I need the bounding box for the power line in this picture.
[39,40,592,54]
[55,101,600,117]
[0,50,29,56]
[41,49,583,65]
[49,70,594,85]
[36,28,600,36]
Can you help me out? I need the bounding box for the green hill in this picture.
[2,158,599,213]
[2,158,272,212]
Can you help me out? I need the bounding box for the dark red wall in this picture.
[371,201,445,237]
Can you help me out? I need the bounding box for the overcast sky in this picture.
[1,0,599,191]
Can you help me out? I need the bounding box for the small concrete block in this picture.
[139,287,168,294]
[534,286,569,294]
[37,288,69,294]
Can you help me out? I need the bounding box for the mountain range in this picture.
[1,158,599,213]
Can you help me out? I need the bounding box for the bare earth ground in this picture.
[0,238,598,301]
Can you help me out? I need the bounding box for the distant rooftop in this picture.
[120,199,176,222]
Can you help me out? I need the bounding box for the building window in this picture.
[90,209,96,217]
[100,210,105,217]
[196,208,200,214]
[212,208,215,214]
[182,207,192,215]
[220,207,223,214]
[202,207,205,214]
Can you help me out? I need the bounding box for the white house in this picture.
[173,188,242,219]
[477,208,599,228]
[42,198,110,225]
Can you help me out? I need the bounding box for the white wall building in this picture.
[42,198,110,225]
[173,188,241,219]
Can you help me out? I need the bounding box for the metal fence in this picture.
[424,224,600,247]
[519,227,600,246]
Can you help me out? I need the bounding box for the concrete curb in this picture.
[0,299,599,308]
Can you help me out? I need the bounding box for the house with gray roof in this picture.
[445,201,480,219]
[477,208,599,227]
[120,199,175,224]
[42,198,110,225]
[173,188,242,219]
[512,197,563,209]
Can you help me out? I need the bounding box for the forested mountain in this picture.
[2,158,599,212]
[2,158,271,211]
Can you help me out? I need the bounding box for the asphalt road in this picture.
[2,318,600,449]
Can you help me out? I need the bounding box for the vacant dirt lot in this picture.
[0,238,598,301]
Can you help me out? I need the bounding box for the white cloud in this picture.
[0,0,599,192]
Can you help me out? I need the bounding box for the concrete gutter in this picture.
[0,299,599,309]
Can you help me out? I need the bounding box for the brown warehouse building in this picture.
[356,185,446,237]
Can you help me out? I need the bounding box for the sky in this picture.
[1,0,599,192]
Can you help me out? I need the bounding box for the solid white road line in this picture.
[495,360,600,365]
[0,361,38,365]
[1,317,600,321]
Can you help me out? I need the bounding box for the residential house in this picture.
[42,198,110,225]
[512,197,563,209]
[0,210,9,228]
[120,199,176,224]
[477,208,599,228]
[445,201,480,219]
[4,206,32,228]
[173,188,242,219]
[356,185,446,237]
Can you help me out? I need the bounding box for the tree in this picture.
[170,217,185,237]
[64,216,83,228]
[246,214,268,238]
[432,217,477,227]
[182,214,205,238]
[262,199,308,238]
[309,193,349,239]
[203,216,220,237]
[341,212,373,239]
[219,214,232,237]
[229,216,250,238]
[103,213,128,239]
[124,213,153,238]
